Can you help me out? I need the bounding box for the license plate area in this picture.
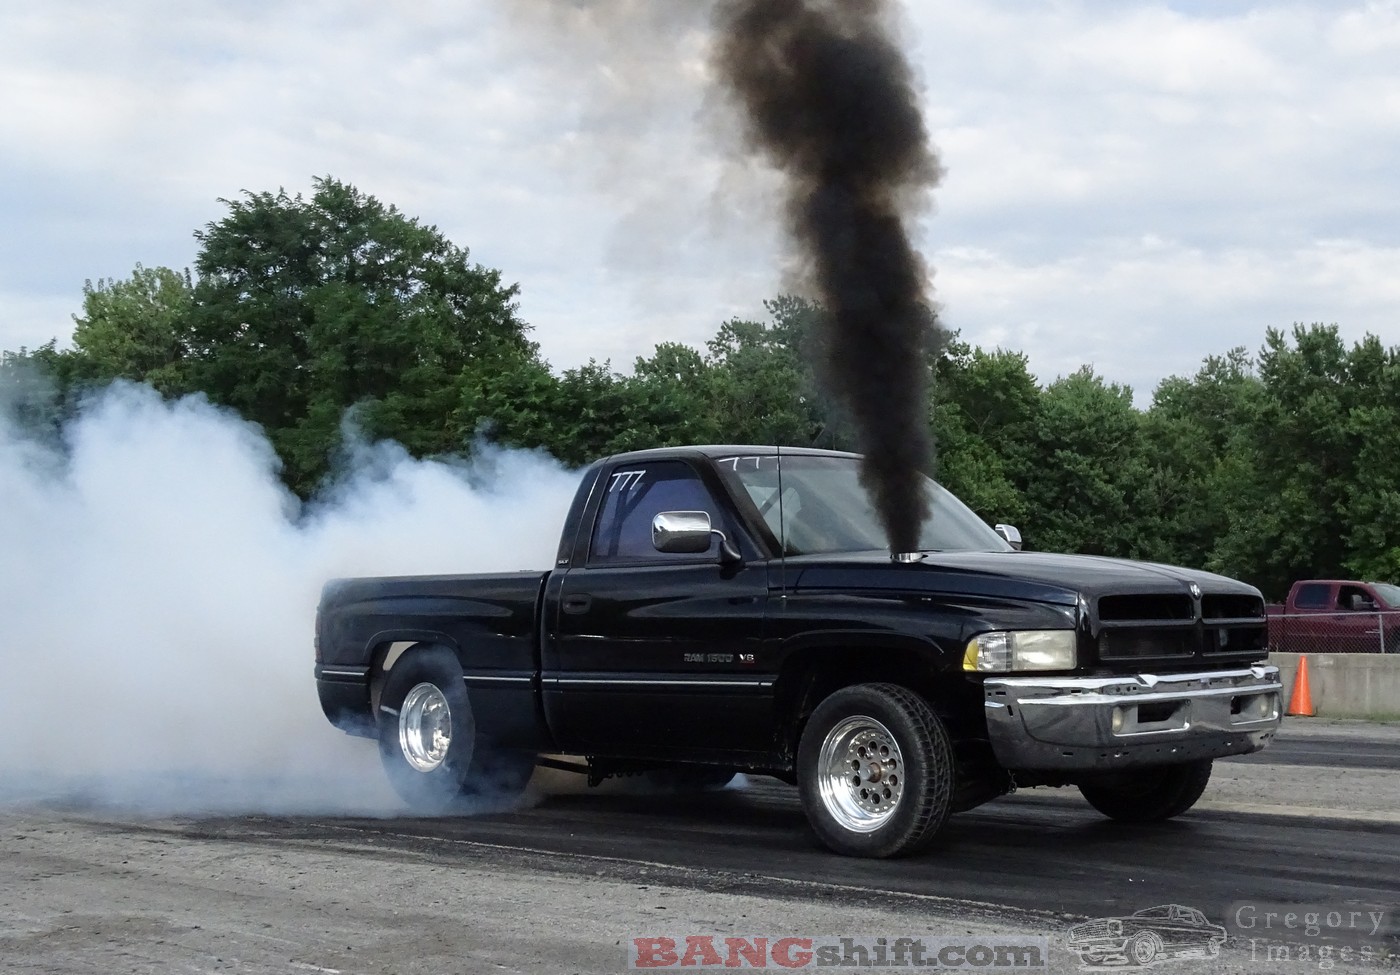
[1112,700,1189,735]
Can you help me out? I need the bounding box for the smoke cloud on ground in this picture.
[0,381,578,815]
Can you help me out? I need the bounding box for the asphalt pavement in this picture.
[1,722,1396,974]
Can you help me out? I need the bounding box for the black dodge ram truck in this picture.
[315,445,1282,858]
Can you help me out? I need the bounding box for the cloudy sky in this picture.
[2,0,1397,405]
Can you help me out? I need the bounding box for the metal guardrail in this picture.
[1265,609,1400,654]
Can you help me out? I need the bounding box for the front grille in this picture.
[1203,594,1264,620]
[1207,624,1268,654]
[1098,628,1196,659]
[1071,920,1111,939]
[1094,588,1269,664]
[1099,594,1193,621]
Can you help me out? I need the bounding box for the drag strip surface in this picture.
[5,728,1398,974]
[149,771,1398,923]
[1228,734,1400,770]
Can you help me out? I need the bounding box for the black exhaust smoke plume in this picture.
[714,0,942,554]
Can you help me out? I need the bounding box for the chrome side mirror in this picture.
[652,511,714,553]
[653,511,743,564]
[995,523,1023,551]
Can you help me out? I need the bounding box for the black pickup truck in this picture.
[315,445,1282,858]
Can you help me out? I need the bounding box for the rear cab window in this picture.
[588,460,725,565]
[1293,583,1333,611]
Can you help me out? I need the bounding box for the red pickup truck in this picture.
[1265,580,1400,654]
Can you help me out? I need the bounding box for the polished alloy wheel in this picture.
[399,682,452,772]
[816,715,905,832]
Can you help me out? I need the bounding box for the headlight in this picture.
[962,630,1077,672]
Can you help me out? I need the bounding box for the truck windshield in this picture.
[1370,583,1400,608]
[715,454,1013,556]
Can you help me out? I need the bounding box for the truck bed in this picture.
[315,571,551,744]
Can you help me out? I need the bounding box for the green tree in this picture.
[186,176,541,493]
[630,342,724,448]
[1021,367,1148,555]
[69,264,194,395]
[0,343,68,446]
[702,296,839,447]
[930,341,1038,525]
[1208,325,1400,595]
[1204,325,1353,595]
[1337,334,1400,580]
[1140,348,1262,571]
[446,354,561,457]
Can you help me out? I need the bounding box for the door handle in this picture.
[562,594,592,615]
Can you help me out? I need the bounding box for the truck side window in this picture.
[1294,583,1331,611]
[589,461,723,564]
[1338,585,1375,611]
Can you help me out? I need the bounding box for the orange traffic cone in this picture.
[1287,655,1315,717]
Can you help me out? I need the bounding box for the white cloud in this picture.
[935,235,1400,402]
[1,0,1397,402]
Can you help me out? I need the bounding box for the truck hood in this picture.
[784,550,1260,606]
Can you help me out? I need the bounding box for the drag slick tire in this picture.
[796,683,954,858]
[376,646,535,812]
[1078,759,1213,823]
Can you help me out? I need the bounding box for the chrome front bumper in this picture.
[983,665,1282,770]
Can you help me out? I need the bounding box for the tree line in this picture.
[3,177,1397,599]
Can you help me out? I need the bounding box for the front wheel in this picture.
[1127,931,1162,966]
[1078,759,1213,822]
[796,683,954,858]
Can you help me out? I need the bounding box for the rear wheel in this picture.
[1078,759,1213,822]
[796,683,954,858]
[376,646,535,811]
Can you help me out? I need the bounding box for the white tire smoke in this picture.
[0,382,577,815]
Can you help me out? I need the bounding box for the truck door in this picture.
[1336,582,1383,652]
[542,459,775,759]
[1290,582,1337,652]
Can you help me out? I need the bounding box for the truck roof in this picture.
[600,444,862,464]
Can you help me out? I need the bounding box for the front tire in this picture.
[1078,759,1213,822]
[796,683,954,858]
[1128,931,1162,965]
[376,646,535,811]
